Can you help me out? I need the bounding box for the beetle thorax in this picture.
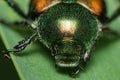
[38,2,100,67]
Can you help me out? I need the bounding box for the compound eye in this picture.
[34,0,60,13]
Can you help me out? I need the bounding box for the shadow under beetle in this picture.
[0,0,120,77]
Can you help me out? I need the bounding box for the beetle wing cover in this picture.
[34,0,60,13]
[78,0,103,16]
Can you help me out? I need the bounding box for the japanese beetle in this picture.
[0,0,120,77]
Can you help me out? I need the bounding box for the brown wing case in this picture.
[34,0,60,13]
[34,0,103,15]
[78,0,103,16]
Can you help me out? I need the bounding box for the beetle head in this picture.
[53,39,83,68]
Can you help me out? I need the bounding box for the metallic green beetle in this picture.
[0,0,120,77]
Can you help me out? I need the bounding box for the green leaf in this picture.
[0,0,120,80]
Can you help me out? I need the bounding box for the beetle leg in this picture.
[4,0,27,18]
[27,0,40,20]
[102,27,120,36]
[28,0,33,14]
[0,18,38,30]
[2,32,38,58]
[106,6,120,23]
[102,6,120,36]
[0,19,28,26]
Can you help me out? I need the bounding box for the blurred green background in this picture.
[0,0,120,80]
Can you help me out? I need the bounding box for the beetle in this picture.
[0,0,120,77]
